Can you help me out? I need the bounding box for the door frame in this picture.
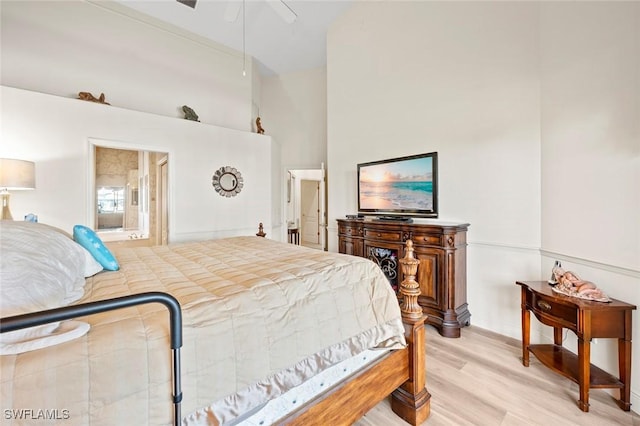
[156,155,169,245]
[282,165,326,250]
[88,138,172,244]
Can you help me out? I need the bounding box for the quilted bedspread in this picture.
[1,236,405,425]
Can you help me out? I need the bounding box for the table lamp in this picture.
[0,158,36,220]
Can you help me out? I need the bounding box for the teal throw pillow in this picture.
[73,225,119,271]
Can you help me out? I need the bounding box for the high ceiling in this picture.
[110,0,354,76]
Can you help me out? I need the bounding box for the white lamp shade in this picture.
[0,158,36,190]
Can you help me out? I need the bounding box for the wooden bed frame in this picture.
[280,239,430,425]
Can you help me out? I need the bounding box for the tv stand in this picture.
[337,219,471,338]
[375,216,413,223]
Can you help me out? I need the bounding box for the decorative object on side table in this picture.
[256,116,265,134]
[212,166,243,197]
[548,260,561,284]
[549,264,610,302]
[182,105,200,122]
[78,92,110,105]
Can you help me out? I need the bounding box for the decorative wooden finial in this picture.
[399,240,423,322]
[256,222,266,237]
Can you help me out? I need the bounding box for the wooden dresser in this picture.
[337,218,470,338]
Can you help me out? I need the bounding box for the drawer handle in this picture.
[347,229,351,234]
[537,300,552,311]
[377,233,381,237]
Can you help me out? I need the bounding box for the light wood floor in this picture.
[356,325,640,426]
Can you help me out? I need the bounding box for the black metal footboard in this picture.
[0,292,183,426]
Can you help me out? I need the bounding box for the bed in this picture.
[0,221,429,425]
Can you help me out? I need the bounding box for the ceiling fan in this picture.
[176,0,297,24]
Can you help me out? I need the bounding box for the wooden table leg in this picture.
[578,320,591,413]
[617,310,633,411]
[521,296,530,367]
[553,327,563,346]
[617,337,632,410]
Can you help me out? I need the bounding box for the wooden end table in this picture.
[517,280,636,412]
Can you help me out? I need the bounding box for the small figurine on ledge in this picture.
[182,105,200,122]
[551,264,610,302]
[256,116,265,134]
[256,222,266,237]
[78,92,110,105]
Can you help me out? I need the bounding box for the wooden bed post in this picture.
[392,239,431,425]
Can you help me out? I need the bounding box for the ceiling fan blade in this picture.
[266,0,297,24]
[224,0,242,23]
[176,0,197,9]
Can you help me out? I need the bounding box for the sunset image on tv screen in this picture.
[359,157,434,211]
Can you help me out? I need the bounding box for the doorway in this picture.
[300,179,321,249]
[90,140,169,246]
[284,167,326,251]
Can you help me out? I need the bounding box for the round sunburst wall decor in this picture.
[212,166,243,197]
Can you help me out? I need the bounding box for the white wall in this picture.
[0,0,282,240]
[327,1,639,411]
[1,86,273,242]
[1,0,253,131]
[262,69,327,170]
[262,68,328,235]
[328,1,541,243]
[538,2,640,409]
[540,2,639,271]
[328,0,541,329]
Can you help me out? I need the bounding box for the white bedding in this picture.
[232,348,390,426]
[0,222,101,355]
[1,229,405,425]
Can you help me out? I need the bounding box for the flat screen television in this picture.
[357,152,438,219]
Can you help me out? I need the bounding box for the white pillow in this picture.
[82,246,105,277]
[0,221,93,354]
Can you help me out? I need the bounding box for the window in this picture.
[97,187,125,214]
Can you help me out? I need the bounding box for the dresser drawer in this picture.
[527,290,577,329]
[364,229,402,241]
[409,232,442,246]
[339,225,362,236]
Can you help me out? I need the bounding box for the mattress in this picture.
[1,235,405,425]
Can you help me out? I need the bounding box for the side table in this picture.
[517,280,636,412]
[287,227,299,245]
